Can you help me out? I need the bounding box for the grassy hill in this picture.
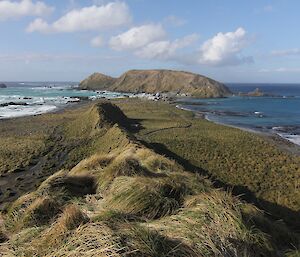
[0,100,299,256]
[79,69,232,98]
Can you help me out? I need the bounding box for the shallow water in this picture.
[177,84,300,146]
[0,82,130,119]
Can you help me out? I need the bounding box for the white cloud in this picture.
[136,34,198,60]
[90,35,103,47]
[197,27,253,66]
[26,2,131,33]
[26,18,49,32]
[271,48,300,57]
[0,0,53,21]
[109,24,166,51]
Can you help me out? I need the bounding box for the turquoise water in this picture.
[177,84,300,145]
[1,82,300,146]
[0,82,129,119]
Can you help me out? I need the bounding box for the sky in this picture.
[1,0,300,83]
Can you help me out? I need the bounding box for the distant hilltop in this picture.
[79,69,232,98]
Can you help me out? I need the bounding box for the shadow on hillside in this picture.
[126,118,145,133]
[143,141,300,232]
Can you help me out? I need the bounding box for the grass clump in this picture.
[38,171,97,198]
[21,196,59,228]
[27,204,89,256]
[285,250,300,257]
[119,224,197,257]
[47,222,125,257]
[241,203,300,251]
[147,190,273,257]
[103,175,194,219]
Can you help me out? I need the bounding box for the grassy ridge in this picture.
[0,100,299,256]
[115,99,300,227]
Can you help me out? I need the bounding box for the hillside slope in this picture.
[79,69,232,98]
[79,73,116,90]
[0,101,299,256]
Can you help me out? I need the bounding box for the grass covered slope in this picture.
[79,69,232,98]
[79,72,116,90]
[116,99,300,227]
[0,100,299,256]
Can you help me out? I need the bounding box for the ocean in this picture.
[177,84,300,146]
[0,82,129,119]
[1,82,300,146]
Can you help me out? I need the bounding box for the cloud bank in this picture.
[109,24,166,50]
[109,26,252,66]
[26,2,131,33]
[0,0,53,21]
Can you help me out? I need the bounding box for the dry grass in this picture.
[118,224,197,257]
[117,99,300,227]
[148,190,273,257]
[102,173,208,220]
[1,100,299,256]
[45,222,125,257]
[25,204,89,256]
[21,196,59,228]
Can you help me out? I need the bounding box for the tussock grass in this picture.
[92,210,142,225]
[46,222,125,257]
[119,224,197,257]
[38,171,97,197]
[119,99,300,227]
[1,100,299,256]
[285,250,300,257]
[241,203,300,250]
[0,226,43,256]
[148,190,273,256]
[70,153,115,176]
[102,173,206,219]
[55,204,89,231]
[135,147,182,173]
[27,204,89,256]
[21,196,59,228]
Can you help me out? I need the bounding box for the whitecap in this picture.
[0,105,57,119]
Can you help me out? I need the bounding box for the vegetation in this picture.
[116,99,300,228]
[0,99,299,256]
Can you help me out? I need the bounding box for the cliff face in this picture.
[79,69,232,98]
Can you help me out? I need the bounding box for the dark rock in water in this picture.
[238,88,280,97]
[0,102,28,107]
[211,110,249,117]
[23,97,32,100]
[272,125,300,134]
[0,83,7,88]
[70,96,89,101]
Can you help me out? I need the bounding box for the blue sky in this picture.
[1,0,300,83]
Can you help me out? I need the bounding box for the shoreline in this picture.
[0,96,299,156]
[175,103,300,156]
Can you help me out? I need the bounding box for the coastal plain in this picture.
[0,98,299,256]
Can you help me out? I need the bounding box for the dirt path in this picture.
[142,110,192,136]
